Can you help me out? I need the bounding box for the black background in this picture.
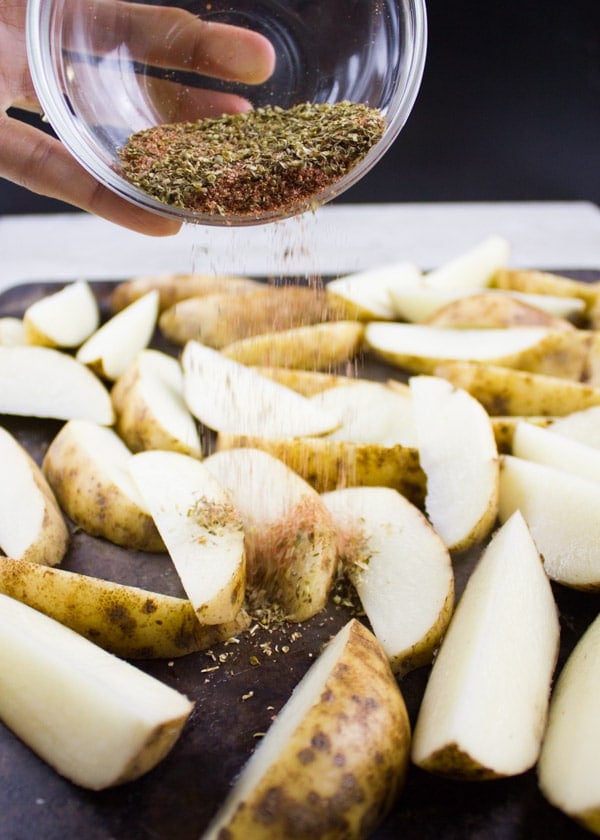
[1,0,599,216]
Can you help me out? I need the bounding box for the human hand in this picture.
[0,0,275,235]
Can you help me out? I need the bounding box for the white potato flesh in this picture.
[499,455,600,589]
[326,260,422,319]
[538,613,600,832]
[423,235,510,289]
[182,340,339,438]
[412,511,559,779]
[23,280,100,347]
[410,375,499,551]
[548,405,600,450]
[0,345,114,423]
[0,592,193,790]
[0,317,26,346]
[512,420,600,482]
[129,450,245,625]
[112,349,201,457]
[76,290,159,380]
[322,486,454,674]
[0,426,68,566]
[365,322,551,373]
[310,380,417,446]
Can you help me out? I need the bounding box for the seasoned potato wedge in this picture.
[423,292,576,330]
[159,285,343,348]
[111,272,260,312]
[491,268,600,313]
[222,320,365,370]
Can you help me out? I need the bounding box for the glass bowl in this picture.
[26,0,427,226]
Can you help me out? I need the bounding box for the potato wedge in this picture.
[182,341,339,437]
[159,285,343,348]
[0,592,193,790]
[498,455,600,589]
[410,375,499,552]
[0,556,250,659]
[42,420,164,552]
[203,618,411,840]
[325,260,422,320]
[0,316,26,346]
[216,433,426,506]
[129,450,246,625]
[111,271,260,312]
[423,292,576,330]
[491,268,600,313]
[203,448,338,621]
[548,405,600,449]
[538,613,600,834]
[310,380,417,446]
[253,366,364,396]
[23,280,100,348]
[490,415,554,453]
[322,486,454,675]
[512,419,600,482]
[111,349,202,457]
[411,511,559,780]
[76,290,159,381]
[423,235,510,289]
[0,426,68,566]
[0,345,114,423]
[222,320,365,371]
[365,322,552,374]
[434,361,600,416]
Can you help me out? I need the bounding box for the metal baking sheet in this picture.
[0,276,598,840]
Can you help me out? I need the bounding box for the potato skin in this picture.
[42,422,165,552]
[111,273,260,313]
[210,620,411,839]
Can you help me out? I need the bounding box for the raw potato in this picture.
[410,375,499,552]
[23,280,100,348]
[434,361,600,416]
[182,340,340,438]
[491,268,600,313]
[129,450,246,625]
[325,260,422,320]
[216,433,426,506]
[548,405,600,449]
[77,290,159,380]
[422,235,510,289]
[222,320,364,370]
[253,366,364,396]
[0,345,114,423]
[111,349,202,457]
[322,486,454,675]
[0,426,68,566]
[512,419,600,482]
[364,322,552,374]
[42,420,164,552]
[310,380,417,446]
[159,285,343,348]
[490,416,554,453]
[0,556,250,659]
[111,271,260,312]
[411,511,560,780]
[538,613,600,834]
[422,292,576,330]
[389,286,584,324]
[0,592,193,790]
[498,455,600,589]
[202,618,411,840]
[0,316,26,346]
[204,448,338,621]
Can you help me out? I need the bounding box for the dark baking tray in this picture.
[1,275,598,840]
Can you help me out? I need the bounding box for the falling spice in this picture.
[119,101,386,218]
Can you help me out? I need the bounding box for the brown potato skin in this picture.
[211,620,411,839]
[424,293,576,330]
[111,273,260,313]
